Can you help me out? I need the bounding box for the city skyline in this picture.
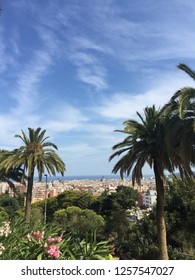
[0,1,195,176]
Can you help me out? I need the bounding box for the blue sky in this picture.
[0,0,195,176]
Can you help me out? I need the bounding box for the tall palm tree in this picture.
[109,105,192,259]
[1,128,66,222]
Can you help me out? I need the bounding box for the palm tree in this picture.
[109,105,192,259]
[1,128,66,222]
[0,150,25,196]
[161,64,195,174]
[164,112,195,180]
[166,64,195,123]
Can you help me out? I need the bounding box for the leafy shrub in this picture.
[0,218,111,260]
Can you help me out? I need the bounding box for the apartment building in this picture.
[142,190,157,207]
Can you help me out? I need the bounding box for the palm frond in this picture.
[177,63,195,81]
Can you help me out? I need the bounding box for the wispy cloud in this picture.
[0,28,7,74]
[73,1,195,69]
[71,36,112,54]
[94,70,195,120]
[0,27,17,74]
[60,143,96,158]
[76,65,107,90]
[10,50,52,116]
[41,102,88,134]
[68,38,109,90]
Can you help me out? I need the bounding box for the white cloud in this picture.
[71,36,112,54]
[0,27,17,74]
[94,71,195,120]
[77,66,107,90]
[68,40,109,90]
[9,49,53,117]
[42,103,88,134]
[60,143,95,157]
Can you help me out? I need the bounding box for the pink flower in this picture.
[48,237,55,243]
[53,251,60,259]
[48,245,59,255]
[56,237,62,243]
[47,244,60,259]
[44,243,48,248]
[32,231,44,242]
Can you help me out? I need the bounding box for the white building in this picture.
[0,182,9,194]
[142,190,157,207]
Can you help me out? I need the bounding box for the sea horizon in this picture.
[35,174,154,182]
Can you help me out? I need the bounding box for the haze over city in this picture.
[0,0,195,176]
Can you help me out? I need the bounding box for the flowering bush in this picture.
[26,230,63,259]
[0,219,64,260]
[0,218,112,260]
[45,244,60,259]
[0,221,11,257]
[31,230,44,242]
[22,230,64,260]
[0,243,5,255]
[0,221,11,237]
[44,236,62,259]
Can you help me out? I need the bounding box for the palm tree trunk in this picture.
[153,160,169,260]
[38,172,42,182]
[25,168,34,222]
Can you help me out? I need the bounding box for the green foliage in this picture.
[0,218,65,260]
[113,185,137,209]
[91,185,137,214]
[122,179,195,260]
[90,186,137,243]
[39,190,95,223]
[0,217,111,260]
[0,207,9,223]
[165,179,195,259]
[45,196,58,218]
[0,218,37,259]
[61,236,112,260]
[30,207,44,228]
[53,206,105,237]
[123,214,159,260]
[0,193,22,221]
[30,190,95,225]
[57,190,94,209]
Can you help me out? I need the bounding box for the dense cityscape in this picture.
[0,177,157,207]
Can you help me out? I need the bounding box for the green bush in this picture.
[0,218,111,260]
